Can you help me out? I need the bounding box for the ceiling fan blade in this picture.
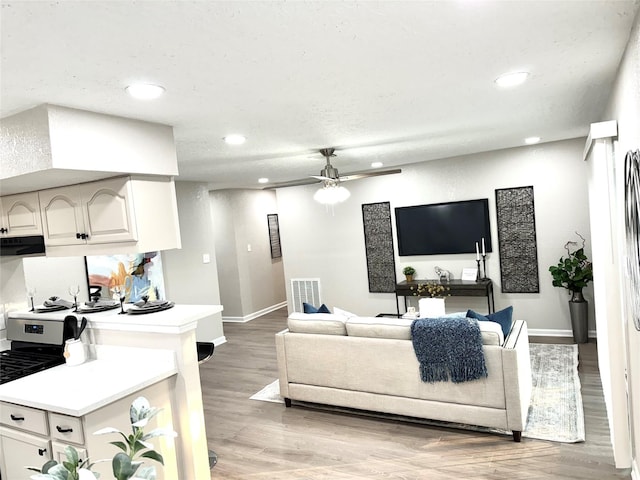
[263,177,321,189]
[339,168,402,182]
[310,175,335,181]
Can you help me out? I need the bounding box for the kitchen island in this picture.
[0,346,178,479]
[3,304,222,479]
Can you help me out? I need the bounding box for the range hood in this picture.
[0,235,46,256]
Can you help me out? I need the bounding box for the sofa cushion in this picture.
[303,302,331,314]
[467,306,513,337]
[334,307,357,319]
[288,312,347,335]
[346,317,414,340]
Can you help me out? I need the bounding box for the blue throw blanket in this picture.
[410,317,488,383]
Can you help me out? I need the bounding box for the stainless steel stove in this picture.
[0,316,76,384]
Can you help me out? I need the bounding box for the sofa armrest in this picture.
[275,329,290,399]
[501,320,532,432]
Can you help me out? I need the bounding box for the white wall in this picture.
[163,181,225,344]
[603,8,640,474]
[210,189,286,320]
[277,138,592,334]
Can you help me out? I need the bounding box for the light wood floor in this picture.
[200,308,631,479]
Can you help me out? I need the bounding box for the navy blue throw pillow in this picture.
[466,306,513,337]
[303,302,331,314]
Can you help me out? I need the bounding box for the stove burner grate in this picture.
[0,350,65,385]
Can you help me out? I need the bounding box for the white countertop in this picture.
[0,344,177,416]
[7,304,223,335]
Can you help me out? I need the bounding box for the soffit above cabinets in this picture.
[0,104,179,196]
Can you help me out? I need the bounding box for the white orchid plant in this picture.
[28,396,176,480]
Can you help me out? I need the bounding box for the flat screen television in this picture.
[395,199,492,256]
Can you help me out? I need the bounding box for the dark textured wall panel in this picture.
[495,186,540,293]
[362,202,396,293]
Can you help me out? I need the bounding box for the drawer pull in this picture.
[39,447,47,456]
[10,414,25,421]
[56,425,73,433]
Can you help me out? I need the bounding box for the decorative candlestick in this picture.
[476,259,481,282]
[482,254,487,280]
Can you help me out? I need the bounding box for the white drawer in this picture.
[49,413,84,445]
[0,401,48,436]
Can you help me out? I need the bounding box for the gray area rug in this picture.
[251,343,585,443]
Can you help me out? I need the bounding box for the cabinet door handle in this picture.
[0,227,7,233]
[56,425,73,433]
[76,232,82,239]
[39,448,47,456]
[10,414,24,421]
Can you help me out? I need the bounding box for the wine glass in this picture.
[112,285,126,314]
[26,286,36,312]
[68,284,80,311]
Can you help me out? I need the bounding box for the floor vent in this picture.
[291,278,321,312]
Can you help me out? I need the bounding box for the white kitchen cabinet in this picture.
[0,378,177,480]
[0,427,51,479]
[39,176,137,246]
[0,191,43,236]
[52,441,88,466]
[38,175,181,255]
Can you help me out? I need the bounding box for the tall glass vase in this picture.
[569,290,588,343]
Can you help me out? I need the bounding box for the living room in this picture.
[1,2,639,479]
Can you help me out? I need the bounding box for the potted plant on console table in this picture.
[549,232,593,344]
[412,281,451,318]
[402,266,416,282]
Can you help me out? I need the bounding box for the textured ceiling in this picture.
[1,1,639,190]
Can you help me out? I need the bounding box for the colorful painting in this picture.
[85,252,166,303]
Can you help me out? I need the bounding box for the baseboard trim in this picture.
[631,459,639,480]
[528,328,597,338]
[223,301,287,323]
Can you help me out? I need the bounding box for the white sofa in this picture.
[275,313,532,441]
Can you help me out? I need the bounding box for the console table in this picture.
[395,278,495,315]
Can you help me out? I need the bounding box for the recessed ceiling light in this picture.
[258,178,269,184]
[495,71,529,87]
[224,134,246,145]
[125,83,165,100]
[525,136,541,144]
[371,162,383,168]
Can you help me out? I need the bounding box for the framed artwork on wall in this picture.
[85,251,166,303]
[624,149,640,331]
[495,186,540,293]
[267,213,282,259]
[362,201,396,293]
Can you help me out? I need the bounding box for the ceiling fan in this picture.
[268,147,402,190]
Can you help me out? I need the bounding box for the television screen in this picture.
[395,199,492,256]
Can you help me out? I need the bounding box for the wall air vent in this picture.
[291,278,321,313]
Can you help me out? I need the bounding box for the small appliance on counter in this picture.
[0,315,86,384]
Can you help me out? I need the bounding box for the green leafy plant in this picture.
[411,281,450,298]
[402,266,416,276]
[28,396,176,480]
[549,232,593,294]
[28,445,96,480]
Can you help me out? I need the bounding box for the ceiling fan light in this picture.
[314,184,350,205]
